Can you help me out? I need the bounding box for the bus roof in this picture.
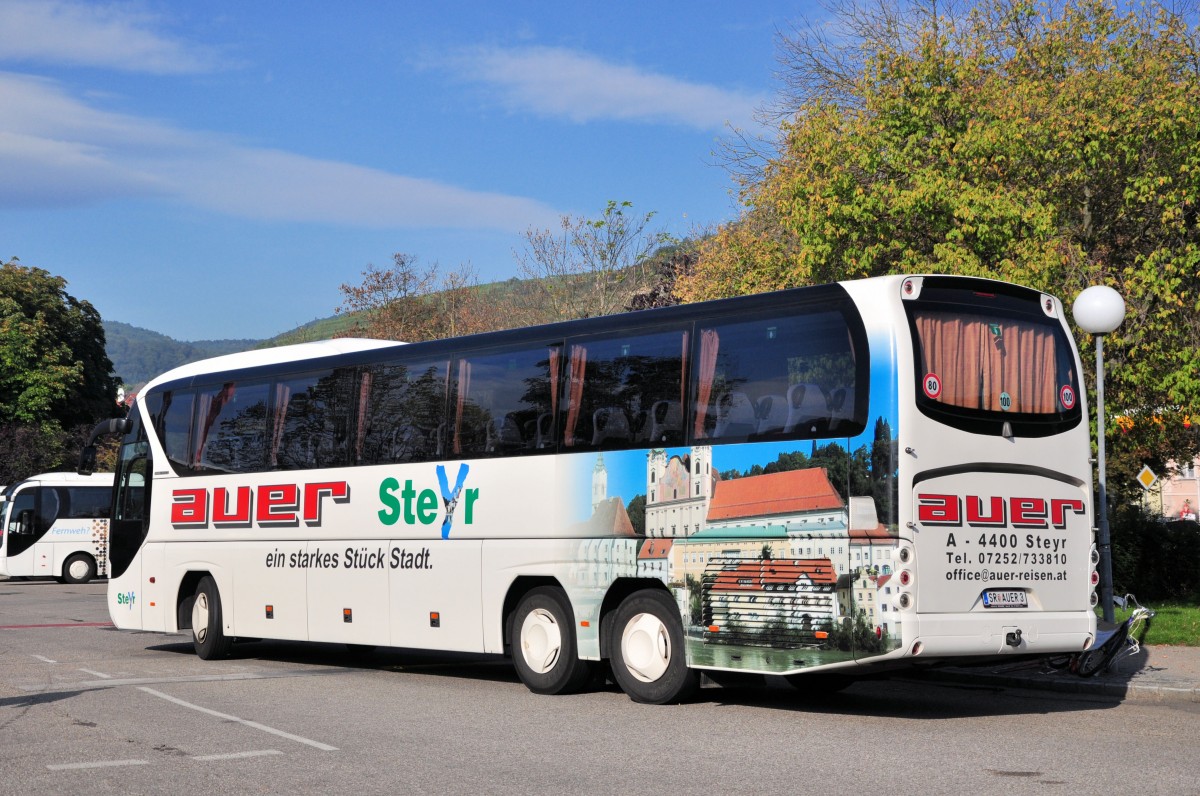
[3,471,113,500]
[142,338,403,393]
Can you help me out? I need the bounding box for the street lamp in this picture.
[1072,285,1126,623]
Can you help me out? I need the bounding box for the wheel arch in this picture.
[175,570,210,631]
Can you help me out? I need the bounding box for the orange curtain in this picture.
[564,345,587,447]
[693,329,719,437]
[193,383,235,468]
[355,370,373,462]
[453,360,471,455]
[271,383,291,468]
[915,313,1058,413]
[549,346,561,417]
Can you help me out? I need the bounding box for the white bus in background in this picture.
[1,472,113,583]
[82,275,1099,703]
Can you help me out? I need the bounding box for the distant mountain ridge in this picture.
[103,321,264,385]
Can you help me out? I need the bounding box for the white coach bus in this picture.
[81,275,1098,702]
[1,472,113,583]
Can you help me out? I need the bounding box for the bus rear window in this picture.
[906,279,1082,436]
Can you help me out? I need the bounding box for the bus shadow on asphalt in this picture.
[140,638,1126,717]
[146,637,522,684]
[703,674,1127,719]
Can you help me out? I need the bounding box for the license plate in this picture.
[982,589,1027,608]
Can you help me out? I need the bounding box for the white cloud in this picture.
[0,72,560,230]
[0,0,224,74]
[444,45,765,132]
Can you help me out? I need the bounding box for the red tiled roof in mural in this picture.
[638,539,674,561]
[709,558,838,591]
[707,468,843,522]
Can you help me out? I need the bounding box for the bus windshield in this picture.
[905,278,1082,436]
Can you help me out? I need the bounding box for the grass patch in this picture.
[1099,601,1200,646]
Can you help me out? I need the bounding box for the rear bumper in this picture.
[904,611,1096,657]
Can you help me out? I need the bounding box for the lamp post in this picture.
[1072,285,1126,623]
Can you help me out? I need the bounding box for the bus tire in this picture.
[610,589,698,704]
[191,576,233,660]
[62,553,97,584]
[511,587,590,695]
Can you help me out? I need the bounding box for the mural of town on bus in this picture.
[563,353,902,675]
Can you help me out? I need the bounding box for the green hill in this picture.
[103,321,263,386]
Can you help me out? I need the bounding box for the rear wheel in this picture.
[62,553,97,584]
[191,576,233,660]
[610,590,698,704]
[511,587,591,695]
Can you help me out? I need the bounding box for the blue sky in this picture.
[1,1,812,341]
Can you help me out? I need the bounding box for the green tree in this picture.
[0,258,118,430]
[626,493,646,536]
[681,0,1200,492]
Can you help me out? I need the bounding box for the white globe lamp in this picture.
[1073,285,1126,335]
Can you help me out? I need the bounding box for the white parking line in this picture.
[78,668,112,679]
[47,759,149,771]
[138,687,338,751]
[192,750,284,762]
[31,655,56,664]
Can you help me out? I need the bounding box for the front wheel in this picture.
[62,553,97,584]
[191,575,233,660]
[511,587,592,695]
[609,590,698,704]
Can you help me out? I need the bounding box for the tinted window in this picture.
[452,346,559,457]
[562,329,688,450]
[195,381,271,473]
[693,308,865,443]
[359,359,450,464]
[150,389,195,471]
[273,368,356,469]
[58,486,112,519]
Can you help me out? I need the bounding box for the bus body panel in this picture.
[389,539,483,652]
[233,541,310,641]
[306,540,390,645]
[108,556,142,629]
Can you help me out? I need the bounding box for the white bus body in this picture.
[1,472,114,583]
[87,276,1097,702]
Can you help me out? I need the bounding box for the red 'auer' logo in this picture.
[171,481,350,528]
[916,493,1085,529]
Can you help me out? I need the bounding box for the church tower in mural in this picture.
[644,446,715,538]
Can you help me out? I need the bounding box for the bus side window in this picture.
[193,380,271,473]
[561,329,687,451]
[692,307,865,443]
[273,368,354,470]
[8,493,35,535]
[359,360,450,465]
[154,389,195,473]
[451,346,559,458]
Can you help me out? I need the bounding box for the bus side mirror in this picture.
[78,445,97,476]
[78,417,130,475]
